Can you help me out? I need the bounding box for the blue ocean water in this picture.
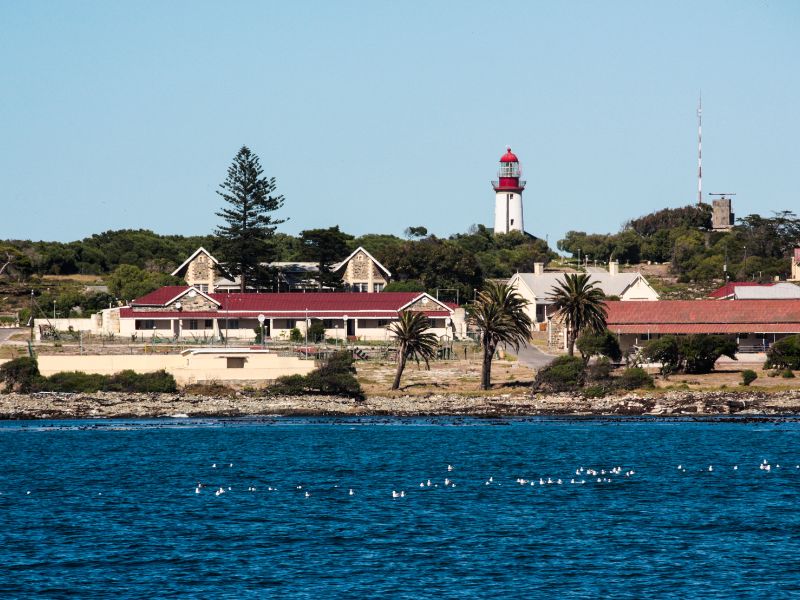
[2,417,800,598]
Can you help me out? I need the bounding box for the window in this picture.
[285,319,296,329]
[373,283,384,292]
[323,319,335,328]
[195,284,209,293]
[226,319,239,329]
[352,283,368,293]
[204,320,213,329]
[187,320,198,330]
[226,357,245,369]
[378,319,389,327]
[135,320,155,330]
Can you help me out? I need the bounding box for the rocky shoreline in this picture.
[3,389,800,419]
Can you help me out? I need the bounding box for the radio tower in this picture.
[697,94,703,205]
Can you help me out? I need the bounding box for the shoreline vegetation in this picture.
[3,389,800,420]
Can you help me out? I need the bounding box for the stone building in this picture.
[105,286,461,342]
[711,197,734,231]
[171,246,391,293]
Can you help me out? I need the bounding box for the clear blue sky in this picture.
[2,1,798,247]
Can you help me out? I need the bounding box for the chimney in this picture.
[609,261,619,276]
[533,262,544,276]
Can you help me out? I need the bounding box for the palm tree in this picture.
[468,281,532,390]
[548,273,608,356]
[388,311,439,390]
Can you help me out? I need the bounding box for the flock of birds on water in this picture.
[184,459,799,501]
[5,459,798,500]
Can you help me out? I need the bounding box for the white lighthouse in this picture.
[492,147,526,234]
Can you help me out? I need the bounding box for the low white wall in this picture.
[36,352,316,386]
[33,318,97,340]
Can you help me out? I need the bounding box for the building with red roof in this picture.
[606,299,800,351]
[108,286,460,342]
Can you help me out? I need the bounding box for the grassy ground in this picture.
[356,354,800,396]
[356,356,535,397]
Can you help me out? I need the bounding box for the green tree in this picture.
[468,281,532,390]
[548,274,608,356]
[388,311,439,390]
[215,146,285,291]
[299,226,354,290]
[404,226,428,239]
[107,264,183,303]
[0,357,41,393]
[576,329,622,363]
[765,335,800,370]
[384,237,483,302]
[644,334,738,375]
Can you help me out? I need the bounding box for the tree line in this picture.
[558,205,800,282]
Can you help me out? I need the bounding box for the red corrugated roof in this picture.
[708,281,774,299]
[209,291,425,311]
[120,309,452,320]
[131,286,191,305]
[606,299,800,333]
[125,288,455,318]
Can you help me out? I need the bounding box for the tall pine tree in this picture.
[215,146,285,291]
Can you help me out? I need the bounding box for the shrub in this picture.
[30,369,177,394]
[40,371,105,393]
[576,330,622,363]
[103,370,177,393]
[587,357,612,381]
[270,351,364,400]
[582,384,612,398]
[782,369,795,379]
[183,382,237,397]
[765,335,800,371]
[532,355,586,392]
[741,369,758,386]
[289,327,303,343]
[0,357,41,393]
[617,367,655,390]
[307,321,326,343]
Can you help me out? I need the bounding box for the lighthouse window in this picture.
[507,194,512,201]
[510,219,515,226]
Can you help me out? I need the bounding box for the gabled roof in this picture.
[170,247,221,277]
[397,292,452,313]
[333,247,392,277]
[512,271,651,303]
[130,286,221,307]
[606,299,800,334]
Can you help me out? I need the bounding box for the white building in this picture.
[72,286,464,343]
[493,147,525,234]
[508,261,660,325]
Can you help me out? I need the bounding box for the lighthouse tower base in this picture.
[494,191,524,234]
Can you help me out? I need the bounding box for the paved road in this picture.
[0,328,25,344]
[514,344,557,370]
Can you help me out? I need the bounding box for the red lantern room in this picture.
[492,147,526,192]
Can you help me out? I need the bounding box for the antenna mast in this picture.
[697,94,703,205]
